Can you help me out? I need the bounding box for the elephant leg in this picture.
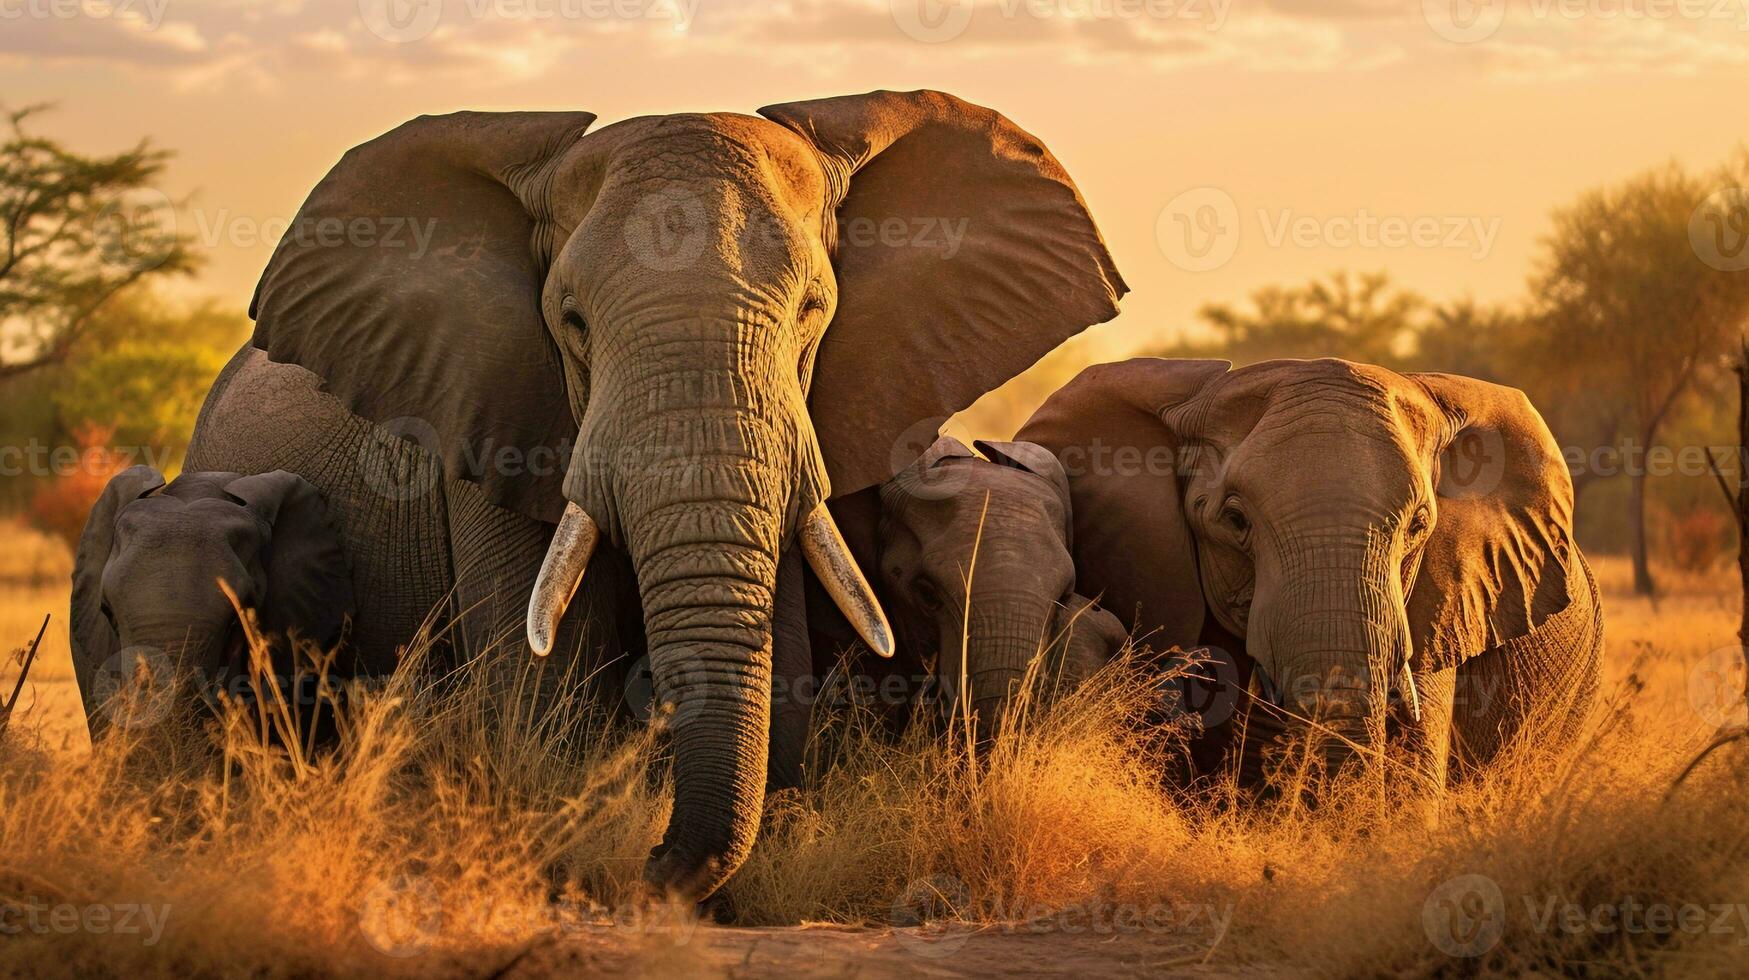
[444,476,551,657]
[767,547,811,792]
[186,345,452,674]
[445,474,640,719]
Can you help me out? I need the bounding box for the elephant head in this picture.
[1019,358,1577,781]
[246,91,1125,896]
[879,436,1128,738]
[71,467,353,737]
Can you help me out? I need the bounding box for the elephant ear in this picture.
[1017,359,1230,648]
[758,90,1128,497]
[1406,373,1577,668]
[71,465,165,721]
[225,471,355,650]
[249,111,597,523]
[973,440,1073,548]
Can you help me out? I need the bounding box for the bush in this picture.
[27,422,130,551]
[1661,503,1732,574]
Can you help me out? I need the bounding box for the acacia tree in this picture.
[0,104,195,381]
[1531,163,1749,596]
[1165,270,1425,368]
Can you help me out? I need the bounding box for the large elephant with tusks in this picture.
[186,91,1126,898]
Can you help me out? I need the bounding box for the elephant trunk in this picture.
[537,318,824,899]
[105,623,231,724]
[941,595,1056,742]
[1256,534,1407,777]
[633,503,782,898]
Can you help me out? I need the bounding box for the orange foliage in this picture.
[1662,504,1732,575]
[28,422,129,551]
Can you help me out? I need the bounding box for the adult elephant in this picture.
[1017,358,1602,792]
[186,91,1126,898]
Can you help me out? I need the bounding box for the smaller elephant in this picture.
[71,466,354,737]
[1018,357,1604,791]
[877,436,1129,736]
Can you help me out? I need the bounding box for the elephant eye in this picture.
[914,578,945,613]
[559,295,585,333]
[1407,507,1431,538]
[1219,499,1250,539]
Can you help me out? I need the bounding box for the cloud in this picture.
[0,0,1744,89]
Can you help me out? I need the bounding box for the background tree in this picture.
[1191,270,1422,368]
[1527,162,1749,595]
[1,104,196,381]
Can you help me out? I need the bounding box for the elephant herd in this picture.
[68,90,1602,902]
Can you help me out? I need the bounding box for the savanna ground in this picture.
[1,520,1746,978]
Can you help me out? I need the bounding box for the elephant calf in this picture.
[1017,357,1604,790]
[876,436,1130,737]
[71,466,354,738]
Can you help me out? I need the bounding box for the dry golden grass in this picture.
[1,519,1746,977]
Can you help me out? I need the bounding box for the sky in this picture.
[6,0,1749,358]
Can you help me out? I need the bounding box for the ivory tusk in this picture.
[527,501,600,656]
[1397,661,1421,724]
[798,502,894,658]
